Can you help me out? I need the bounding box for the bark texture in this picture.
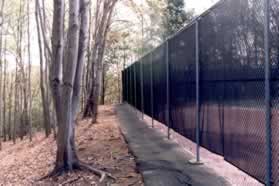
[49,0,89,173]
[83,0,118,123]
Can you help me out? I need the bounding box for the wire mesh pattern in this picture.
[169,24,197,142]
[152,44,167,125]
[143,54,152,117]
[199,0,267,182]
[271,0,279,185]
[122,0,278,184]
[135,62,141,110]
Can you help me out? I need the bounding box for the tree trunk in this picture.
[49,0,88,173]
[17,0,27,141]
[2,40,7,141]
[8,73,13,141]
[0,0,4,150]
[99,65,105,105]
[83,0,117,121]
[0,39,2,149]
[13,62,18,144]
[44,1,116,181]
[27,0,32,141]
[35,0,51,137]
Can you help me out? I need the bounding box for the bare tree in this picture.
[27,0,32,141]
[0,0,5,150]
[35,0,51,137]
[8,73,13,141]
[40,1,115,181]
[0,49,2,149]
[83,0,118,123]
[13,59,18,144]
[0,28,2,150]
[2,39,6,141]
[15,0,29,140]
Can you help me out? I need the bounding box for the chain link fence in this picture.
[122,0,277,185]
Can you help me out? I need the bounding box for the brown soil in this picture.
[0,105,143,186]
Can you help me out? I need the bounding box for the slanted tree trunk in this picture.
[0,0,4,150]
[100,65,105,105]
[0,38,2,149]
[17,0,28,141]
[8,73,13,141]
[36,0,55,137]
[41,0,53,137]
[2,39,7,141]
[27,0,32,141]
[13,61,18,144]
[12,0,24,143]
[83,0,118,123]
[35,0,51,137]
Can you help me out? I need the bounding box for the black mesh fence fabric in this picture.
[122,70,126,102]
[127,67,131,104]
[122,0,278,184]
[132,63,136,108]
[135,62,142,111]
[131,64,136,107]
[143,54,152,117]
[169,24,197,142]
[199,0,266,182]
[153,44,167,125]
[271,0,279,185]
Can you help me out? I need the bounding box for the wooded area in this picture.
[0,0,192,184]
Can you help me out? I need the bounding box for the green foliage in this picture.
[162,0,192,39]
[104,72,120,104]
[102,31,124,104]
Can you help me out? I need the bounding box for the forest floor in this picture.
[0,105,143,186]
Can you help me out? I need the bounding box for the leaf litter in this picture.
[0,106,143,186]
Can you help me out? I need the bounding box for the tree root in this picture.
[79,162,116,182]
[38,166,66,181]
[38,162,116,183]
[61,176,81,185]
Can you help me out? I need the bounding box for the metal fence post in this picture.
[123,70,125,102]
[166,40,170,139]
[264,0,272,185]
[141,59,144,120]
[126,70,128,103]
[195,20,201,163]
[151,51,154,128]
[128,67,131,105]
[134,64,137,114]
[131,67,133,107]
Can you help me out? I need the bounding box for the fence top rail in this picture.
[166,0,225,41]
[125,0,226,70]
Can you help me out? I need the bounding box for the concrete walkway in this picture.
[116,104,230,186]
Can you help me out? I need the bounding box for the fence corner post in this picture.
[133,64,137,115]
[166,39,171,139]
[264,0,272,185]
[189,20,203,166]
[151,51,154,128]
[195,20,202,164]
[141,59,144,120]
